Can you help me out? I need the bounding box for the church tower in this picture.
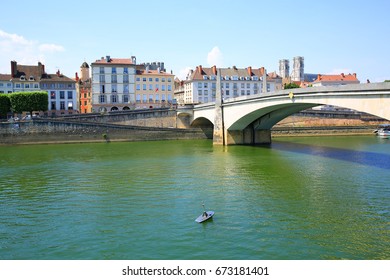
[279,59,289,78]
[291,56,304,81]
[80,61,90,82]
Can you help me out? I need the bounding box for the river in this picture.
[0,136,389,260]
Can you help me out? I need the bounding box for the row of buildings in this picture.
[0,55,360,116]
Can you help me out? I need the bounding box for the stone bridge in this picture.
[178,81,390,145]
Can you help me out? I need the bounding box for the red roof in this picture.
[313,73,359,83]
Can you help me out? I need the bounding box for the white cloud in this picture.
[176,66,192,80]
[207,46,223,67]
[39,43,65,52]
[0,29,65,73]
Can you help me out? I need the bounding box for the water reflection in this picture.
[271,141,390,170]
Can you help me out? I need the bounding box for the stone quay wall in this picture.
[0,120,208,145]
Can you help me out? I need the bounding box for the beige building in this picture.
[135,65,174,109]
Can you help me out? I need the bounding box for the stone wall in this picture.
[0,120,208,145]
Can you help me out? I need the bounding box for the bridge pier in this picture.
[225,128,271,145]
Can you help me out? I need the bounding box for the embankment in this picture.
[0,120,208,145]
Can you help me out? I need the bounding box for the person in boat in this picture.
[203,211,208,217]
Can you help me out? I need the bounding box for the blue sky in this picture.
[1,0,389,82]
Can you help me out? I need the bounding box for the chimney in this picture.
[11,61,17,77]
[56,70,60,77]
[212,65,217,75]
[106,55,111,62]
[247,66,252,76]
[317,74,322,80]
[341,73,345,77]
[259,67,265,76]
[198,65,203,74]
[75,72,79,81]
[353,73,357,78]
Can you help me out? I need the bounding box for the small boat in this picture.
[195,211,215,223]
[195,203,214,223]
[374,124,390,137]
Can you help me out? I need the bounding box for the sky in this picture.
[1,0,389,82]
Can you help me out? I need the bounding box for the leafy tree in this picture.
[284,83,300,89]
[0,94,11,118]
[385,80,390,82]
[9,91,48,116]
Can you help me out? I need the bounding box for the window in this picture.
[50,91,56,99]
[123,75,129,83]
[60,101,65,110]
[112,67,116,74]
[68,101,73,110]
[123,95,129,103]
[112,84,117,93]
[25,84,30,89]
[168,78,172,82]
[241,83,245,88]
[99,95,106,103]
[241,90,245,96]
[142,77,146,82]
[136,94,141,103]
[51,101,56,110]
[99,75,105,83]
[149,84,153,90]
[15,84,21,88]
[60,91,65,99]
[167,85,171,91]
[124,67,128,74]
[204,83,208,88]
[198,82,202,88]
[162,85,165,91]
[149,94,153,102]
[136,77,141,82]
[136,84,140,90]
[162,94,166,102]
[143,94,147,103]
[100,67,104,74]
[155,78,159,82]
[124,85,129,93]
[143,84,146,90]
[246,83,250,88]
[198,90,202,96]
[162,78,165,82]
[247,90,250,95]
[155,94,159,102]
[225,90,230,96]
[225,83,230,88]
[148,78,152,82]
[112,95,118,103]
[111,76,117,83]
[34,84,39,89]
[101,85,105,93]
[67,91,73,99]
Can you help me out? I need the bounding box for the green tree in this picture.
[284,83,300,89]
[0,94,11,119]
[9,91,48,116]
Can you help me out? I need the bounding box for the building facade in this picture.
[1,61,77,116]
[291,56,304,82]
[40,70,78,116]
[91,56,136,112]
[135,65,174,109]
[182,65,282,105]
[76,62,92,113]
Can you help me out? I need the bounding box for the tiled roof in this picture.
[136,69,173,76]
[0,74,12,81]
[41,72,75,82]
[188,65,280,80]
[313,73,359,83]
[11,64,44,81]
[92,57,134,65]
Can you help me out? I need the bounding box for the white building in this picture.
[181,65,282,105]
[91,55,137,112]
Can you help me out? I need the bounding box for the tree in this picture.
[9,91,48,116]
[0,94,11,119]
[284,83,300,89]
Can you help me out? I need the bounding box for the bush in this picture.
[0,94,11,118]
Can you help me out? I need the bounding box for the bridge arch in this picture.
[191,117,214,139]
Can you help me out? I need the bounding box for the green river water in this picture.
[0,136,389,260]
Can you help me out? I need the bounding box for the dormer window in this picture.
[203,75,208,80]
[29,76,34,81]
[20,75,26,81]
